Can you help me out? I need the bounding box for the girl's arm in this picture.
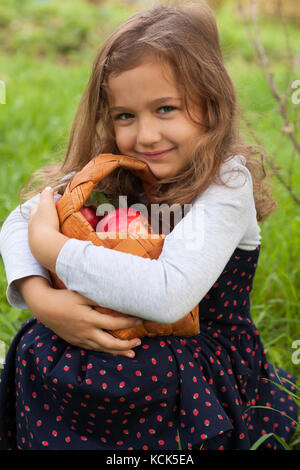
[0,193,54,308]
[14,276,141,356]
[28,157,260,324]
[0,194,142,357]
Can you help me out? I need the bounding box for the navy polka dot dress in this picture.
[0,246,298,450]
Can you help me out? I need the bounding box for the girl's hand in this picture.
[16,276,142,358]
[29,186,60,232]
[44,289,142,357]
[28,187,69,272]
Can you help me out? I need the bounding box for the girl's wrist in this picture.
[29,228,69,273]
[15,276,56,321]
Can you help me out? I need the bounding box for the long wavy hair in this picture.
[20,1,276,222]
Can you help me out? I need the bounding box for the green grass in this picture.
[0,0,299,449]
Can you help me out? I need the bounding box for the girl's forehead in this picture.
[108,55,175,81]
[107,59,181,105]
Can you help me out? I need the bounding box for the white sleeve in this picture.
[56,162,254,323]
[0,193,61,309]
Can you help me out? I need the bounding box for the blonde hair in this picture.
[20,1,276,222]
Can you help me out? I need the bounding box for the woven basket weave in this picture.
[51,153,200,340]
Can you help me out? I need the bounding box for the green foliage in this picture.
[217,1,300,63]
[249,372,300,450]
[0,0,139,62]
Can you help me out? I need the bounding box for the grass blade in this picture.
[250,432,291,450]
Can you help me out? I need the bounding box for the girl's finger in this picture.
[41,186,54,197]
[38,187,56,209]
[91,328,141,352]
[29,204,38,216]
[83,339,137,358]
[89,306,143,330]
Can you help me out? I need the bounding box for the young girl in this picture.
[0,2,297,451]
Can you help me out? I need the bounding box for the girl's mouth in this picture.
[141,148,174,160]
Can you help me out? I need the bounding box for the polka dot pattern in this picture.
[0,246,297,450]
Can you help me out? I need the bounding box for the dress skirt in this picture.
[0,246,298,450]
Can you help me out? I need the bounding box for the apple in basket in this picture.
[96,208,152,236]
[55,195,101,231]
[80,206,102,231]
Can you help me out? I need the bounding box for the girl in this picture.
[0,1,297,451]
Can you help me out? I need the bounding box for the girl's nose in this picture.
[136,118,161,147]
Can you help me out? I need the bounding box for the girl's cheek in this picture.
[116,128,135,152]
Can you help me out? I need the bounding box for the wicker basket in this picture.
[51,153,200,339]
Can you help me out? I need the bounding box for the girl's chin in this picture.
[127,155,176,179]
[148,167,175,180]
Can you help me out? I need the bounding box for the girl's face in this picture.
[108,57,206,180]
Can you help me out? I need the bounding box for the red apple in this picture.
[95,208,152,236]
[55,195,102,231]
[80,205,102,230]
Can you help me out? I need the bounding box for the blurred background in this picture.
[0,0,299,446]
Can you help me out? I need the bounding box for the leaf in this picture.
[247,404,298,426]
[250,432,291,450]
[176,429,182,450]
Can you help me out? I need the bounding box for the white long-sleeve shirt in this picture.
[0,155,261,323]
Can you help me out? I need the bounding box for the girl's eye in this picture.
[157,105,176,114]
[113,106,176,121]
[115,113,134,121]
